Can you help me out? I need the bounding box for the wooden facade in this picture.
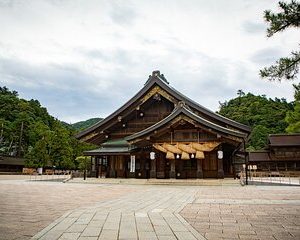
[248,134,300,173]
[77,71,251,179]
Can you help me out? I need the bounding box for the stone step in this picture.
[69,177,241,186]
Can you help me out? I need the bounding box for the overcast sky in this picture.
[0,0,299,123]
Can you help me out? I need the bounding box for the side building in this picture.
[76,71,251,179]
[248,134,300,174]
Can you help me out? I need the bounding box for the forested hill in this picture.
[218,89,298,150]
[0,86,94,169]
[71,118,103,131]
[1,84,299,167]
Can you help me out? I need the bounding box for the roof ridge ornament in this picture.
[176,101,191,110]
[144,70,169,85]
[178,101,186,108]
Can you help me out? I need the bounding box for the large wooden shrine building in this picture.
[76,71,251,179]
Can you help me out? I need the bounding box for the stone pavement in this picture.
[32,186,205,240]
[0,178,139,240]
[181,186,300,240]
[1,175,300,240]
[32,184,300,240]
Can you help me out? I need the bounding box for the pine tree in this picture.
[260,1,300,81]
[285,83,300,132]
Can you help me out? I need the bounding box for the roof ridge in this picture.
[76,71,251,141]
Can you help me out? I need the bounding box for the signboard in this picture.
[130,155,135,172]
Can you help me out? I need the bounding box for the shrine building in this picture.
[76,71,251,179]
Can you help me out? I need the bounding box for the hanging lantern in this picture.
[217,150,223,159]
[150,151,155,160]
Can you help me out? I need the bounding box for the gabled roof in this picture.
[83,147,131,156]
[101,139,129,147]
[76,71,251,140]
[126,102,247,141]
[269,134,300,147]
[83,139,131,156]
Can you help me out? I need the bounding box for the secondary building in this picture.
[248,134,300,173]
[76,71,251,179]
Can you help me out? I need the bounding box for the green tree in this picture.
[1,86,96,169]
[50,122,74,169]
[285,83,300,132]
[237,89,245,97]
[218,92,293,149]
[260,1,300,81]
[25,121,52,167]
[75,156,91,171]
[248,125,270,150]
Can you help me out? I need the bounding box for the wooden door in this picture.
[203,152,218,178]
[115,156,126,177]
[175,160,186,179]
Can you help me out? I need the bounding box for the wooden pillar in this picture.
[95,158,99,178]
[109,156,116,178]
[140,155,145,178]
[197,159,203,178]
[150,158,156,178]
[169,159,176,178]
[91,157,95,171]
[83,156,87,180]
[217,158,224,178]
[90,157,93,177]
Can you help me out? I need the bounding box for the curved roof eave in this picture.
[76,76,157,139]
[125,105,247,141]
[156,76,251,132]
[76,72,251,139]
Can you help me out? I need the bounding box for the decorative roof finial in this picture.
[152,70,160,76]
[144,70,169,85]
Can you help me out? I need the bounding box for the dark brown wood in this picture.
[197,159,203,178]
[150,157,156,178]
[203,152,218,178]
[248,134,300,173]
[79,71,251,179]
[217,158,224,178]
[169,159,175,178]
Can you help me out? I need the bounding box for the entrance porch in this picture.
[89,149,235,179]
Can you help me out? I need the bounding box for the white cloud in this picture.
[0,0,299,123]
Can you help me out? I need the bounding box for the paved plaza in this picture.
[0,176,299,240]
[0,176,139,240]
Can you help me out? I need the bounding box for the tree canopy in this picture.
[285,83,300,132]
[260,0,300,81]
[218,92,293,150]
[70,118,102,131]
[0,86,94,168]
